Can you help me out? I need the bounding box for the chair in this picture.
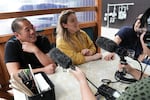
[0,44,13,100]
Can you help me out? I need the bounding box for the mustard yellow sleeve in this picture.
[56,37,85,65]
[81,30,96,54]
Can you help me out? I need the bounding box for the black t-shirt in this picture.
[115,26,143,59]
[4,35,51,69]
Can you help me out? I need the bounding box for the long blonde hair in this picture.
[56,9,84,50]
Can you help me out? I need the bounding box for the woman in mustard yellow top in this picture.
[56,10,102,65]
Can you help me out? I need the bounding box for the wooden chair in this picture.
[0,43,13,100]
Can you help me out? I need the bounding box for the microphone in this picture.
[96,36,118,52]
[96,36,128,58]
[49,48,100,89]
[96,36,137,83]
[49,48,75,70]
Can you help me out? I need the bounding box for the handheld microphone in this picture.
[96,36,118,52]
[49,48,75,70]
[49,48,99,90]
[96,36,128,57]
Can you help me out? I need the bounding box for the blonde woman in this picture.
[56,10,102,65]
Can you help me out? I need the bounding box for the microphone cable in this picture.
[68,66,99,91]
[101,79,119,84]
[114,54,144,84]
[114,56,137,84]
[134,55,150,80]
[84,73,122,98]
[85,77,98,90]
[71,66,122,99]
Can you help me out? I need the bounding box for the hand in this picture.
[138,53,147,62]
[118,63,133,74]
[70,67,87,84]
[140,31,146,42]
[22,42,38,53]
[43,64,57,74]
[140,32,150,56]
[92,53,102,60]
[104,53,115,61]
[81,49,93,56]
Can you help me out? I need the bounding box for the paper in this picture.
[35,73,51,91]
[10,74,34,96]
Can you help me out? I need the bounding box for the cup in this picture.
[127,49,135,59]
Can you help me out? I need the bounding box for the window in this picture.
[0,0,95,35]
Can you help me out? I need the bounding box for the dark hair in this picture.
[132,14,143,30]
[140,8,150,28]
[11,17,28,32]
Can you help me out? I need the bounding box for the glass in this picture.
[127,49,135,59]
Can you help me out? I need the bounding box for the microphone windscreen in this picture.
[96,36,118,52]
[49,48,72,69]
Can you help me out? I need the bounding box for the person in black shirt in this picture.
[4,17,56,75]
[104,14,144,61]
